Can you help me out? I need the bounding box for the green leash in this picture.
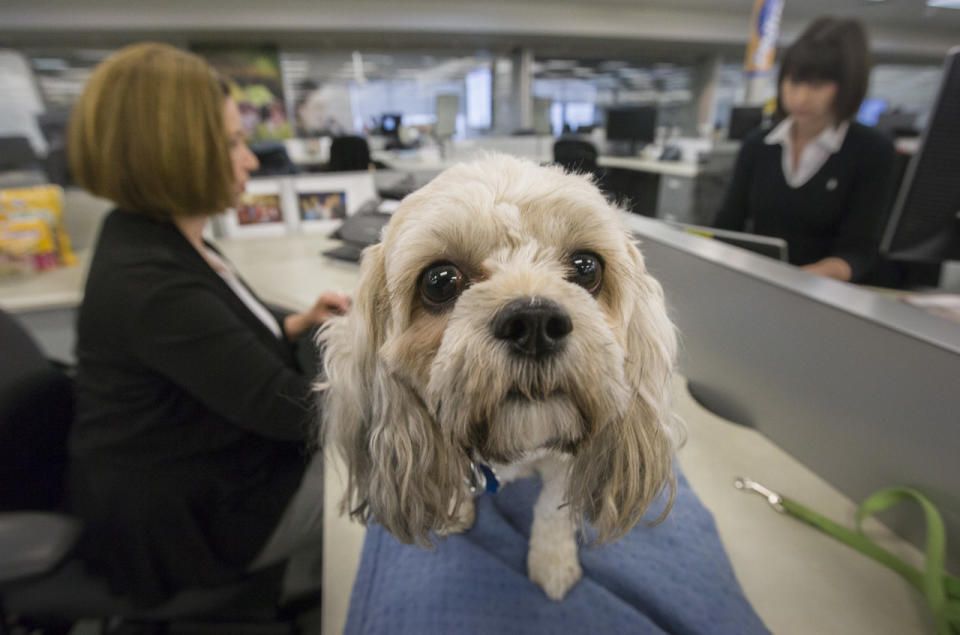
[734,477,960,635]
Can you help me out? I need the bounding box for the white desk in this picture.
[0,258,85,313]
[371,148,459,174]
[372,141,700,179]
[3,228,935,635]
[597,155,700,178]
[372,136,553,175]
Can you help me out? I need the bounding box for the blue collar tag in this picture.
[466,449,500,495]
[478,463,500,494]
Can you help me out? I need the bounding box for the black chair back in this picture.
[0,310,297,630]
[250,141,299,176]
[0,310,73,511]
[36,110,73,186]
[0,136,41,173]
[328,135,372,172]
[553,138,599,175]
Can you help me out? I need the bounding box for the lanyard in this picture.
[736,477,960,635]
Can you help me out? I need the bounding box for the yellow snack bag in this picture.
[0,185,77,275]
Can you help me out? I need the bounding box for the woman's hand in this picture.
[284,291,352,341]
[802,257,852,282]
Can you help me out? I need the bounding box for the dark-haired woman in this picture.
[714,17,896,282]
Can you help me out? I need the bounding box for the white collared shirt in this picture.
[204,247,283,339]
[764,117,850,188]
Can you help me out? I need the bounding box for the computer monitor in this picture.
[727,106,764,141]
[379,113,402,136]
[857,98,888,126]
[875,110,918,138]
[605,105,657,154]
[880,46,960,264]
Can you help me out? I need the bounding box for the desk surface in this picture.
[5,226,935,635]
[371,148,458,173]
[0,258,86,312]
[372,137,554,174]
[597,155,700,178]
[371,147,703,180]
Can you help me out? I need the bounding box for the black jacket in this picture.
[714,122,896,281]
[68,209,314,606]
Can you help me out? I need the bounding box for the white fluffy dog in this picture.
[320,154,681,601]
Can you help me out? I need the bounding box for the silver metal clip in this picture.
[734,477,785,513]
[466,459,487,495]
[464,448,487,495]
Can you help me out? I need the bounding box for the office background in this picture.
[1,0,958,157]
[2,2,959,632]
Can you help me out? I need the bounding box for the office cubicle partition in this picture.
[625,214,960,574]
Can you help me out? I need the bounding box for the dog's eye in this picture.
[568,251,603,294]
[419,262,466,309]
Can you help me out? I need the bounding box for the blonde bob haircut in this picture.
[69,43,234,219]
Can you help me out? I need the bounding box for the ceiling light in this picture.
[927,0,960,8]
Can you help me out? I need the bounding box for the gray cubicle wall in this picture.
[624,214,960,574]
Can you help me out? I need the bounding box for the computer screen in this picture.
[880,46,960,263]
[605,105,657,147]
[875,111,918,138]
[857,98,888,126]
[379,113,402,135]
[727,106,764,141]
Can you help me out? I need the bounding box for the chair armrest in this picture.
[0,511,81,584]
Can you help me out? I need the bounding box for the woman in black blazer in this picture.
[66,43,349,606]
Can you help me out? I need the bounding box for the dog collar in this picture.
[466,448,500,494]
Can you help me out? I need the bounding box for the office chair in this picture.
[251,141,299,177]
[552,138,599,176]
[327,135,373,172]
[36,111,72,187]
[553,137,618,196]
[0,137,43,175]
[0,309,297,634]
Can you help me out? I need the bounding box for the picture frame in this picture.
[220,178,293,238]
[290,172,379,233]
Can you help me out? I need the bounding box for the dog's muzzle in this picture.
[491,297,572,359]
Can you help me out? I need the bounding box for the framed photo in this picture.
[221,178,292,238]
[297,190,347,221]
[291,172,378,232]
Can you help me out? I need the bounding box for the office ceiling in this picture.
[538,0,955,24]
[1,0,957,62]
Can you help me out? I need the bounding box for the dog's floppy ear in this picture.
[567,238,679,542]
[319,243,467,546]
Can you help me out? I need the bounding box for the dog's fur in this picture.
[319,154,681,600]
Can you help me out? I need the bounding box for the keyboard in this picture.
[323,211,394,263]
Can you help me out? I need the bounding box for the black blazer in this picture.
[68,209,314,606]
[714,122,895,281]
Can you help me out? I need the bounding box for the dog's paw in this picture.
[437,497,476,535]
[527,542,582,601]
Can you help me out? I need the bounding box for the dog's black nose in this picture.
[492,297,572,359]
